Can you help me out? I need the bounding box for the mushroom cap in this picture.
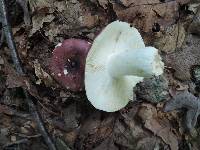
[50,39,91,91]
[85,21,145,112]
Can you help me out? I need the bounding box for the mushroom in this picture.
[85,21,164,112]
[49,39,91,91]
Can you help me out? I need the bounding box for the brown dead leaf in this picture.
[164,34,200,81]
[119,0,159,7]
[0,104,30,119]
[98,0,109,9]
[4,62,40,99]
[15,33,29,58]
[29,0,104,42]
[0,104,17,116]
[53,1,66,12]
[176,83,189,91]
[63,104,80,131]
[114,104,167,149]
[93,138,117,150]
[64,130,78,147]
[188,3,200,14]
[33,0,83,41]
[16,0,31,26]
[34,59,54,87]
[176,0,191,4]
[112,0,190,33]
[154,24,185,53]
[0,127,9,146]
[80,13,99,28]
[0,56,4,66]
[136,137,163,150]
[6,75,20,88]
[77,112,114,149]
[29,0,54,13]
[28,0,56,36]
[189,4,200,35]
[138,104,179,150]
[6,72,28,89]
[30,14,55,36]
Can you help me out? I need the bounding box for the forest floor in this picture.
[0,0,200,150]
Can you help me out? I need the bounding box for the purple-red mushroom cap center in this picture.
[49,39,91,91]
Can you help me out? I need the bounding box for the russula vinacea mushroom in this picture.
[49,39,91,91]
[85,21,164,112]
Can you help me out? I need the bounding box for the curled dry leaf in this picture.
[30,14,55,36]
[16,0,31,26]
[33,59,54,87]
[93,138,117,150]
[4,62,40,99]
[188,3,200,14]
[136,137,162,150]
[77,112,114,149]
[0,56,4,65]
[138,104,179,150]
[5,109,30,119]
[154,24,186,53]
[115,105,167,149]
[189,6,200,35]
[14,33,29,58]
[119,0,159,7]
[98,0,109,9]
[79,13,99,29]
[30,0,100,41]
[0,104,25,116]
[6,70,29,89]
[176,83,189,91]
[64,131,77,148]
[28,0,56,36]
[62,104,80,132]
[29,0,54,13]
[164,34,200,81]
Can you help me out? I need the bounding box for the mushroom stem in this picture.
[107,47,164,78]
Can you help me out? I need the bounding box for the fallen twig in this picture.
[16,0,31,26]
[15,133,42,139]
[0,104,31,119]
[3,138,29,148]
[0,0,57,150]
[0,28,4,49]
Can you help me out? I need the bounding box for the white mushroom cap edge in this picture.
[85,21,164,112]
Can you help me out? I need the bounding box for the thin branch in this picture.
[14,133,42,139]
[0,0,23,74]
[0,0,57,150]
[16,0,31,26]
[0,28,4,49]
[0,104,31,119]
[3,138,29,148]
